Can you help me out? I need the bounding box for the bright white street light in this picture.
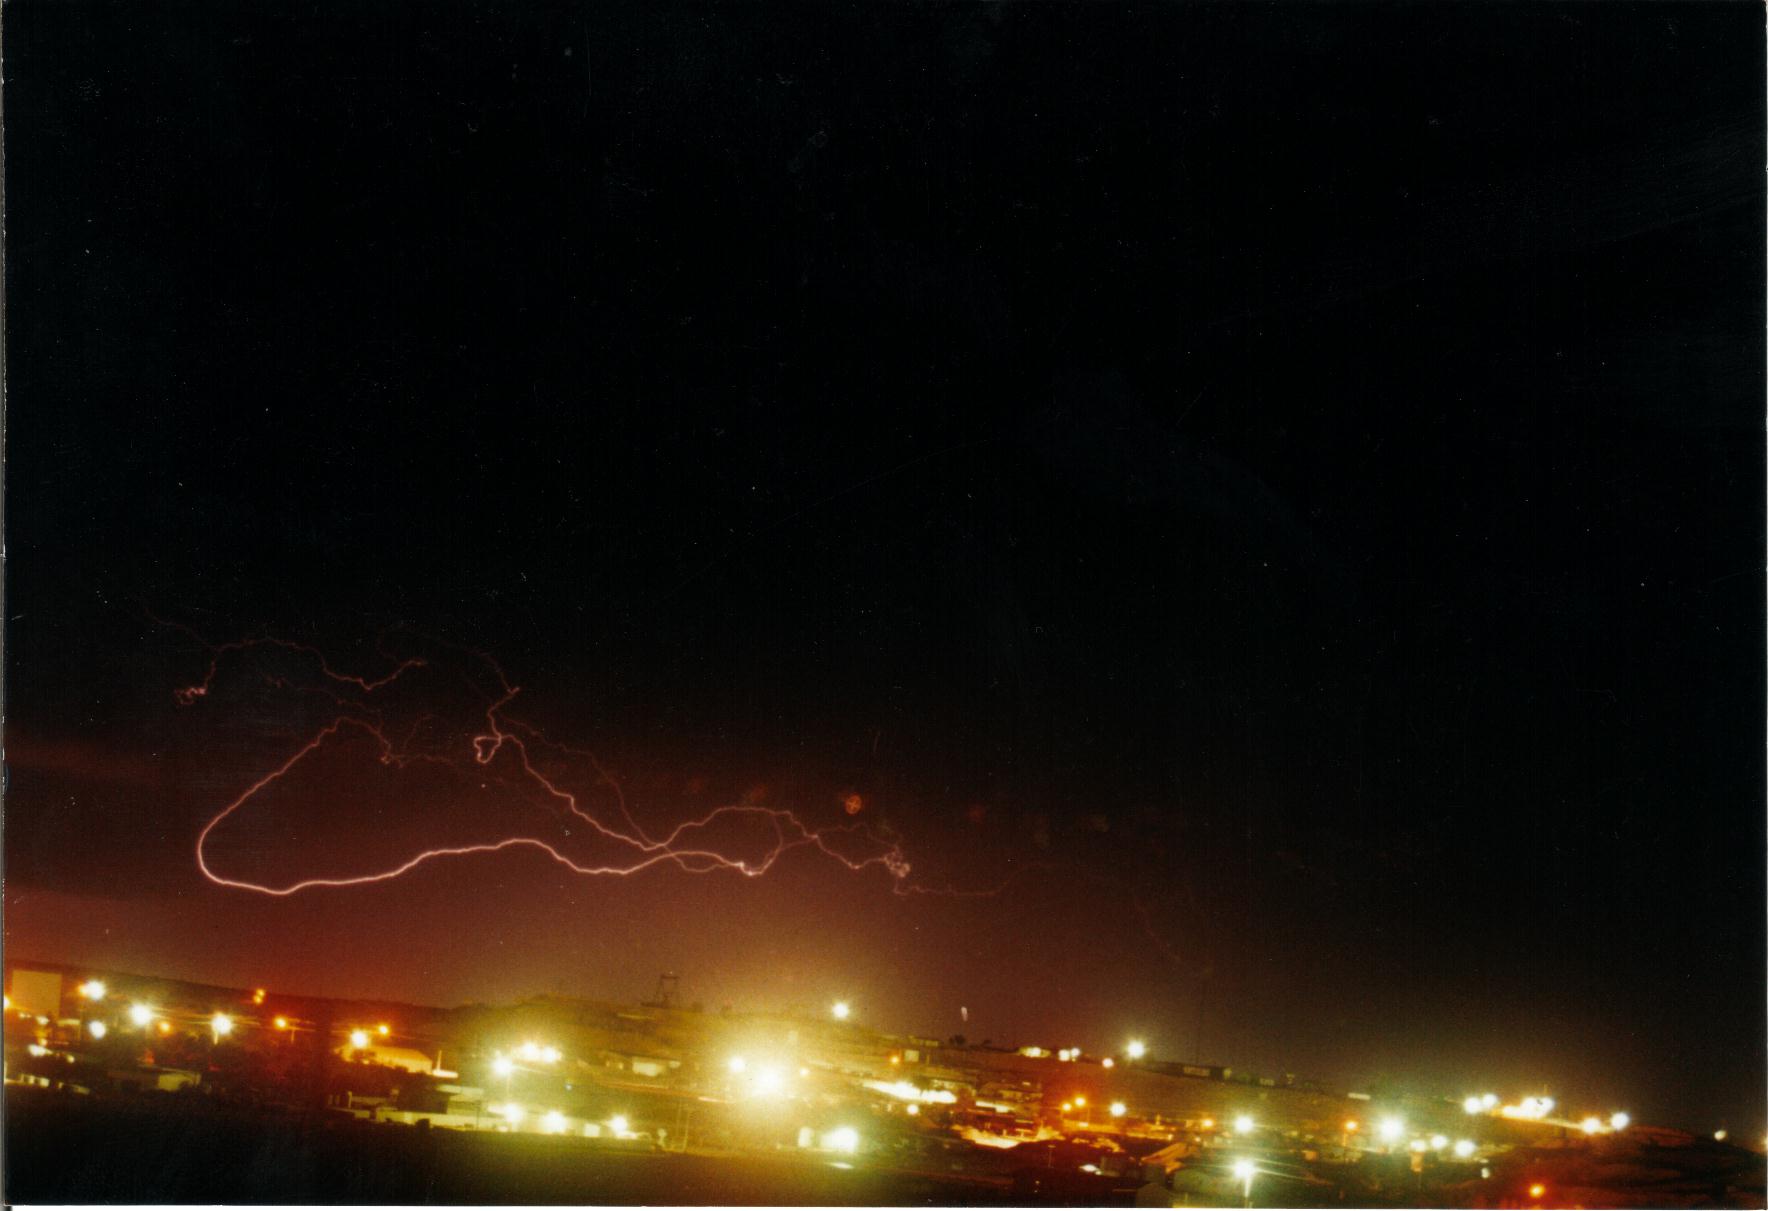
[1125,1039,1147,1060]
[492,1056,515,1077]
[350,1029,371,1049]
[1610,1112,1630,1130]
[88,1020,108,1039]
[1463,1096,1485,1114]
[831,1001,851,1021]
[1378,1117,1405,1142]
[129,1004,155,1027]
[1481,1093,1499,1109]
[1454,1140,1476,1159]
[1232,1159,1257,1203]
[1430,1134,1448,1151]
[1110,1101,1127,1118]
[542,1110,567,1134]
[829,1126,859,1154]
[609,1114,629,1136]
[1580,1116,1604,1135]
[210,1012,234,1038]
[78,980,107,1000]
[1233,1114,1255,1134]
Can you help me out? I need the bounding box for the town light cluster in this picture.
[1501,1096,1555,1120]
[863,1079,956,1104]
[31,971,1693,1174]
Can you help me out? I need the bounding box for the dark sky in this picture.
[4,2,1763,1135]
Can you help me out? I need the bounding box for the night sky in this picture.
[4,2,1763,1134]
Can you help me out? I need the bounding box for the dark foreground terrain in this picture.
[3,1088,1034,1205]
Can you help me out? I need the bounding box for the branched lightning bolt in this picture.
[168,624,933,896]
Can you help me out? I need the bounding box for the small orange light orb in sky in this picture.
[843,793,863,815]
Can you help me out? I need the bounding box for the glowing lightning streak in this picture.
[165,629,428,706]
[179,629,918,896]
